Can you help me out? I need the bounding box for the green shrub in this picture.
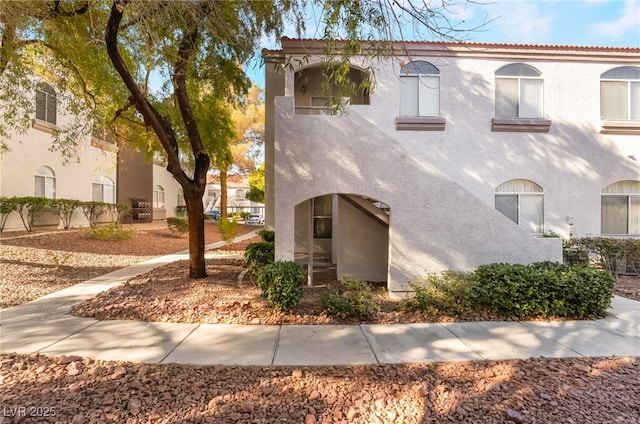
[570,237,640,275]
[472,261,614,319]
[0,196,18,232]
[256,261,305,311]
[244,241,275,277]
[405,271,477,316]
[55,199,82,230]
[167,217,189,237]
[258,229,275,242]
[80,201,112,228]
[84,223,135,241]
[218,218,240,246]
[14,196,54,232]
[320,278,380,319]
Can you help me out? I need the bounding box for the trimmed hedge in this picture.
[256,261,305,311]
[472,261,615,319]
[0,196,125,232]
[406,261,615,320]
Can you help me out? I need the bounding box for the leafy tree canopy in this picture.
[0,0,486,277]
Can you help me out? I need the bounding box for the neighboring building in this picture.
[204,174,265,217]
[264,38,640,296]
[0,79,182,231]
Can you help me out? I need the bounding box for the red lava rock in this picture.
[111,366,127,379]
[304,414,316,424]
[59,355,83,364]
[292,369,303,378]
[507,408,525,422]
[346,406,357,420]
[67,361,83,376]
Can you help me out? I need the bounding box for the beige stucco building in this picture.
[0,80,182,231]
[264,38,640,296]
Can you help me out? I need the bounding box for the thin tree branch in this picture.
[105,0,189,185]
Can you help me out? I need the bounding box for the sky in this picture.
[247,0,640,87]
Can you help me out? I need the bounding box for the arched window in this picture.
[153,185,165,209]
[601,180,640,235]
[35,82,57,125]
[600,66,640,121]
[34,165,56,199]
[495,64,543,118]
[177,188,185,207]
[92,176,115,203]
[399,61,440,117]
[495,179,544,234]
[236,189,246,200]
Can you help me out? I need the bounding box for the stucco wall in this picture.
[336,196,389,282]
[0,125,118,231]
[274,97,561,293]
[153,164,181,220]
[352,55,640,238]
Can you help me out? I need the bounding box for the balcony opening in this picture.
[294,65,370,115]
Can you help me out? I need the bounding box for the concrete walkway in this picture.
[1,233,639,366]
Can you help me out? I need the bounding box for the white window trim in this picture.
[397,61,444,131]
[601,191,640,235]
[600,74,640,134]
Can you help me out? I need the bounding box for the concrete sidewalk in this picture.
[2,233,639,366]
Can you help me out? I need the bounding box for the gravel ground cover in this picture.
[1,225,638,423]
[1,353,638,424]
[0,222,255,308]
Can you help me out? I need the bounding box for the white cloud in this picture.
[589,0,640,39]
[481,1,555,43]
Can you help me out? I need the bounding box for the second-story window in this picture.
[399,61,440,117]
[495,64,543,119]
[600,66,640,121]
[35,82,57,125]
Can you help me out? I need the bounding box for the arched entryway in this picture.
[294,193,389,285]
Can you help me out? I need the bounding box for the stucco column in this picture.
[262,50,285,230]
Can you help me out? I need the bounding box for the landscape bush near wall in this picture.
[0,196,127,232]
[567,237,640,276]
[407,262,615,320]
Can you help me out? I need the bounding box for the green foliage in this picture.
[256,261,305,311]
[569,237,640,275]
[0,197,125,232]
[246,163,265,203]
[258,229,275,242]
[320,278,380,319]
[472,262,614,319]
[54,198,82,230]
[405,271,477,316]
[80,201,113,228]
[0,196,18,232]
[218,218,240,246]
[84,223,135,241]
[236,211,252,220]
[175,205,187,217]
[167,217,189,237]
[14,196,54,232]
[244,241,275,277]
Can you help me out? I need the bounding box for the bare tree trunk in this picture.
[220,169,228,221]
[184,186,206,278]
[106,1,209,278]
